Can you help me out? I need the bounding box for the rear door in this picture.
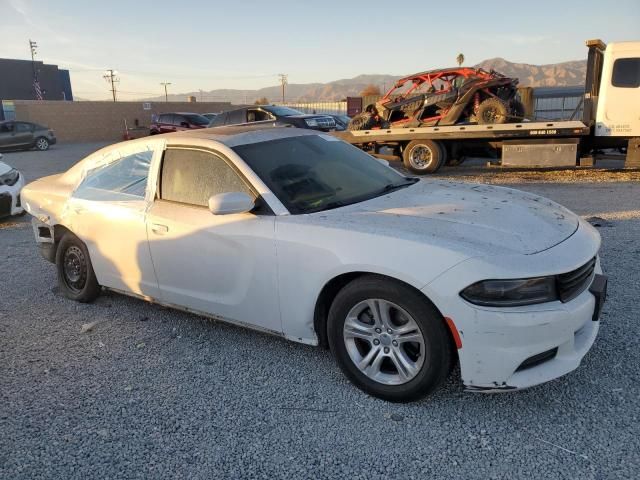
[158,114,176,133]
[14,122,35,148]
[67,140,163,298]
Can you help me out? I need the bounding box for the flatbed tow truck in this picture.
[332,39,640,174]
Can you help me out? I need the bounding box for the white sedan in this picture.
[21,127,607,401]
[0,153,25,219]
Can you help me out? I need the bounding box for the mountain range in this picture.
[141,58,587,104]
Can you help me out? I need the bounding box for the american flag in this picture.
[33,79,43,100]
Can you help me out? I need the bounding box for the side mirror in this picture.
[208,192,255,215]
[180,122,190,128]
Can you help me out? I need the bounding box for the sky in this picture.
[1,0,639,100]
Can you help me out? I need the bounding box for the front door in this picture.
[68,141,162,298]
[146,147,281,333]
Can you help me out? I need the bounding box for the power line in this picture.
[103,69,119,102]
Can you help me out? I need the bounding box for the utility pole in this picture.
[278,73,288,103]
[29,39,43,100]
[161,82,172,102]
[103,69,119,102]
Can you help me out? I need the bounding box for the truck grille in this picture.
[557,257,596,302]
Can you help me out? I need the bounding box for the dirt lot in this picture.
[1,143,639,479]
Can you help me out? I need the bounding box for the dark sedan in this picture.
[208,105,336,131]
[0,121,56,151]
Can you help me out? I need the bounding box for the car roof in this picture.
[160,112,206,115]
[166,125,321,147]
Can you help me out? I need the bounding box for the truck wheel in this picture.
[348,113,376,131]
[477,98,508,124]
[402,140,443,174]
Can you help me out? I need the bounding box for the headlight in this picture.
[460,277,558,307]
[0,169,19,186]
[305,118,319,127]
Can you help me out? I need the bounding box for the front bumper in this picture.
[424,218,604,391]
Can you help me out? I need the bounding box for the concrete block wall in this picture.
[12,100,237,143]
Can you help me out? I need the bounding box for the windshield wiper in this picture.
[377,178,419,195]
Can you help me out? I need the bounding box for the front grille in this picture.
[316,117,336,129]
[557,257,596,302]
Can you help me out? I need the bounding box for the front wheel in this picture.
[34,137,50,151]
[327,276,453,402]
[56,232,101,302]
[476,98,508,124]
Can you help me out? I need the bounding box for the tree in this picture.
[360,84,381,97]
[456,53,465,67]
[254,97,269,105]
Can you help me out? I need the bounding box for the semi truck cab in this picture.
[590,40,640,137]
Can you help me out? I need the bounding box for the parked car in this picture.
[208,105,337,131]
[0,153,25,219]
[0,121,56,151]
[348,67,524,130]
[327,114,351,131]
[150,112,210,135]
[21,127,606,402]
[202,113,219,121]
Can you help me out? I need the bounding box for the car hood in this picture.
[301,180,579,256]
[0,161,12,176]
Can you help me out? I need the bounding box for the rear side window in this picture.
[160,149,251,207]
[225,109,246,125]
[15,123,33,132]
[74,150,153,201]
[612,58,640,88]
[209,113,226,127]
[158,114,173,124]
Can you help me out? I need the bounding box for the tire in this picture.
[402,140,443,174]
[327,275,453,402]
[347,112,376,131]
[56,232,101,302]
[510,100,525,122]
[34,137,50,151]
[476,97,509,124]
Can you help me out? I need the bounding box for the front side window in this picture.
[233,135,413,214]
[0,122,14,133]
[74,150,153,201]
[612,58,640,88]
[160,149,251,207]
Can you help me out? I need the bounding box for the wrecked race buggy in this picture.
[348,67,525,130]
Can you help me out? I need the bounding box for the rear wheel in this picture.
[402,139,444,174]
[34,137,50,151]
[56,232,101,302]
[477,98,508,124]
[327,276,452,402]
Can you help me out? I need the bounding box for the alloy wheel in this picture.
[343,299,426,385]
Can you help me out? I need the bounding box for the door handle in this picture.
[151,223,169,235]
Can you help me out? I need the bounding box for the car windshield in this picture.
[182,114,210,126]
[263,106,304,117]
[233,135,417,214]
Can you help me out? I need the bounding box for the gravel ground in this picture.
[1,143,639,479]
